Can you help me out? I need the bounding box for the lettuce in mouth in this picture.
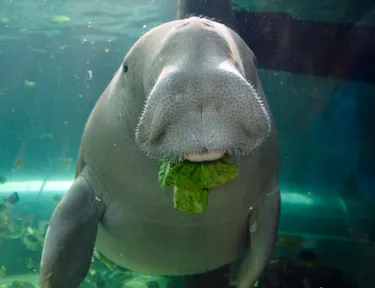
[158,158,239,213]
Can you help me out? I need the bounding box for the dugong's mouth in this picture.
[184,149,226,162]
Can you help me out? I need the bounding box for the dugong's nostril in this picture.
[176,17,214,29]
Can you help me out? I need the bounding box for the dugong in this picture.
[39,16,280,288]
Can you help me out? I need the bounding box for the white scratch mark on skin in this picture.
[40,226,51,267]
[250,221,257,233]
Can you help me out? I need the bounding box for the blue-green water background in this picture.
[0,0,374,287]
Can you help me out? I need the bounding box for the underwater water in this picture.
[0,0,374,287]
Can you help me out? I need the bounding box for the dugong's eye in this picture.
[123,64,128,73]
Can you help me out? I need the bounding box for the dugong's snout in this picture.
[134,63,271,161]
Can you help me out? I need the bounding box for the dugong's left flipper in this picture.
[39,174,106,288]
[237,180,281,288]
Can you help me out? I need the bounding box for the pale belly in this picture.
[93,180,253,275]
[95,210,249,275]
[81,159,261,275]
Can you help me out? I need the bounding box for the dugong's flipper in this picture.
[39,175,105,288]
[237,180,281,288]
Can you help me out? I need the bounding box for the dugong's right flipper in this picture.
[39,175,105,288]
[236,179,281,288]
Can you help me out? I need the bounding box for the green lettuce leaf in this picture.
[158,158,239,213]
[173,186,209,213]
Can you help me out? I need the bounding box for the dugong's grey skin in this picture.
[39,16,280,288]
